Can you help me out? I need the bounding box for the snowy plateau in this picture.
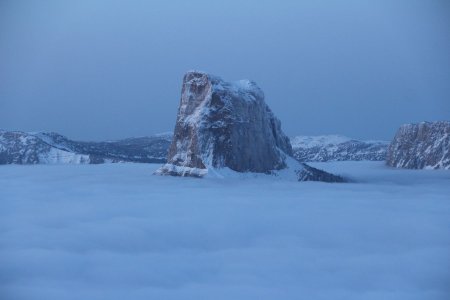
[1,161,449,300]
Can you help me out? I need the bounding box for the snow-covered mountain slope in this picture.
[290,135,388,162]
[0,130,172,164]
[386,121,450,170]
[0,131,90,164]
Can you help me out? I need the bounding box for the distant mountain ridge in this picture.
[0,130,172,164]
[0,130,390,165]
[291,135,388,162]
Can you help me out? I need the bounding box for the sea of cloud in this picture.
[1,162,449,300]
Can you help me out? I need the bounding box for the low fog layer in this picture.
[1,162,449,299]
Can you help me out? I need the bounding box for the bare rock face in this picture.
[156,71,344,182]
[386,121,450,170]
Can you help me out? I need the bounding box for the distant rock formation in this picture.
[291,135,388,162]
[386,121,450,170]
[156,71,344,182]
[0,130,172,164]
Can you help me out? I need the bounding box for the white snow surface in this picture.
[1,161,449,300]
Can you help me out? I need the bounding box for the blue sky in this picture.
[1,0,449,141]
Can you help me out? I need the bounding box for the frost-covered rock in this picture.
[158,71,291,173]
[0,130,172,164]
[386,121,450,170]
[157,71,344,182]
[291,135,388,162]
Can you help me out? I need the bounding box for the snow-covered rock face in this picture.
[291,135,388,162]
[386,121,450,170]
[156,71,345,182]
[157,71,293,176]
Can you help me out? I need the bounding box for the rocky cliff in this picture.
[156,71,344,182]
[291,135,388,162]
[386,121,450,170]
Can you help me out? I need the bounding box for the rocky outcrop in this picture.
[156,71,344,182]
[291,135,388,162]
[0,130,172,164]
[386,121,450,170]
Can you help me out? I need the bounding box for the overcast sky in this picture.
[1,0,449,141]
